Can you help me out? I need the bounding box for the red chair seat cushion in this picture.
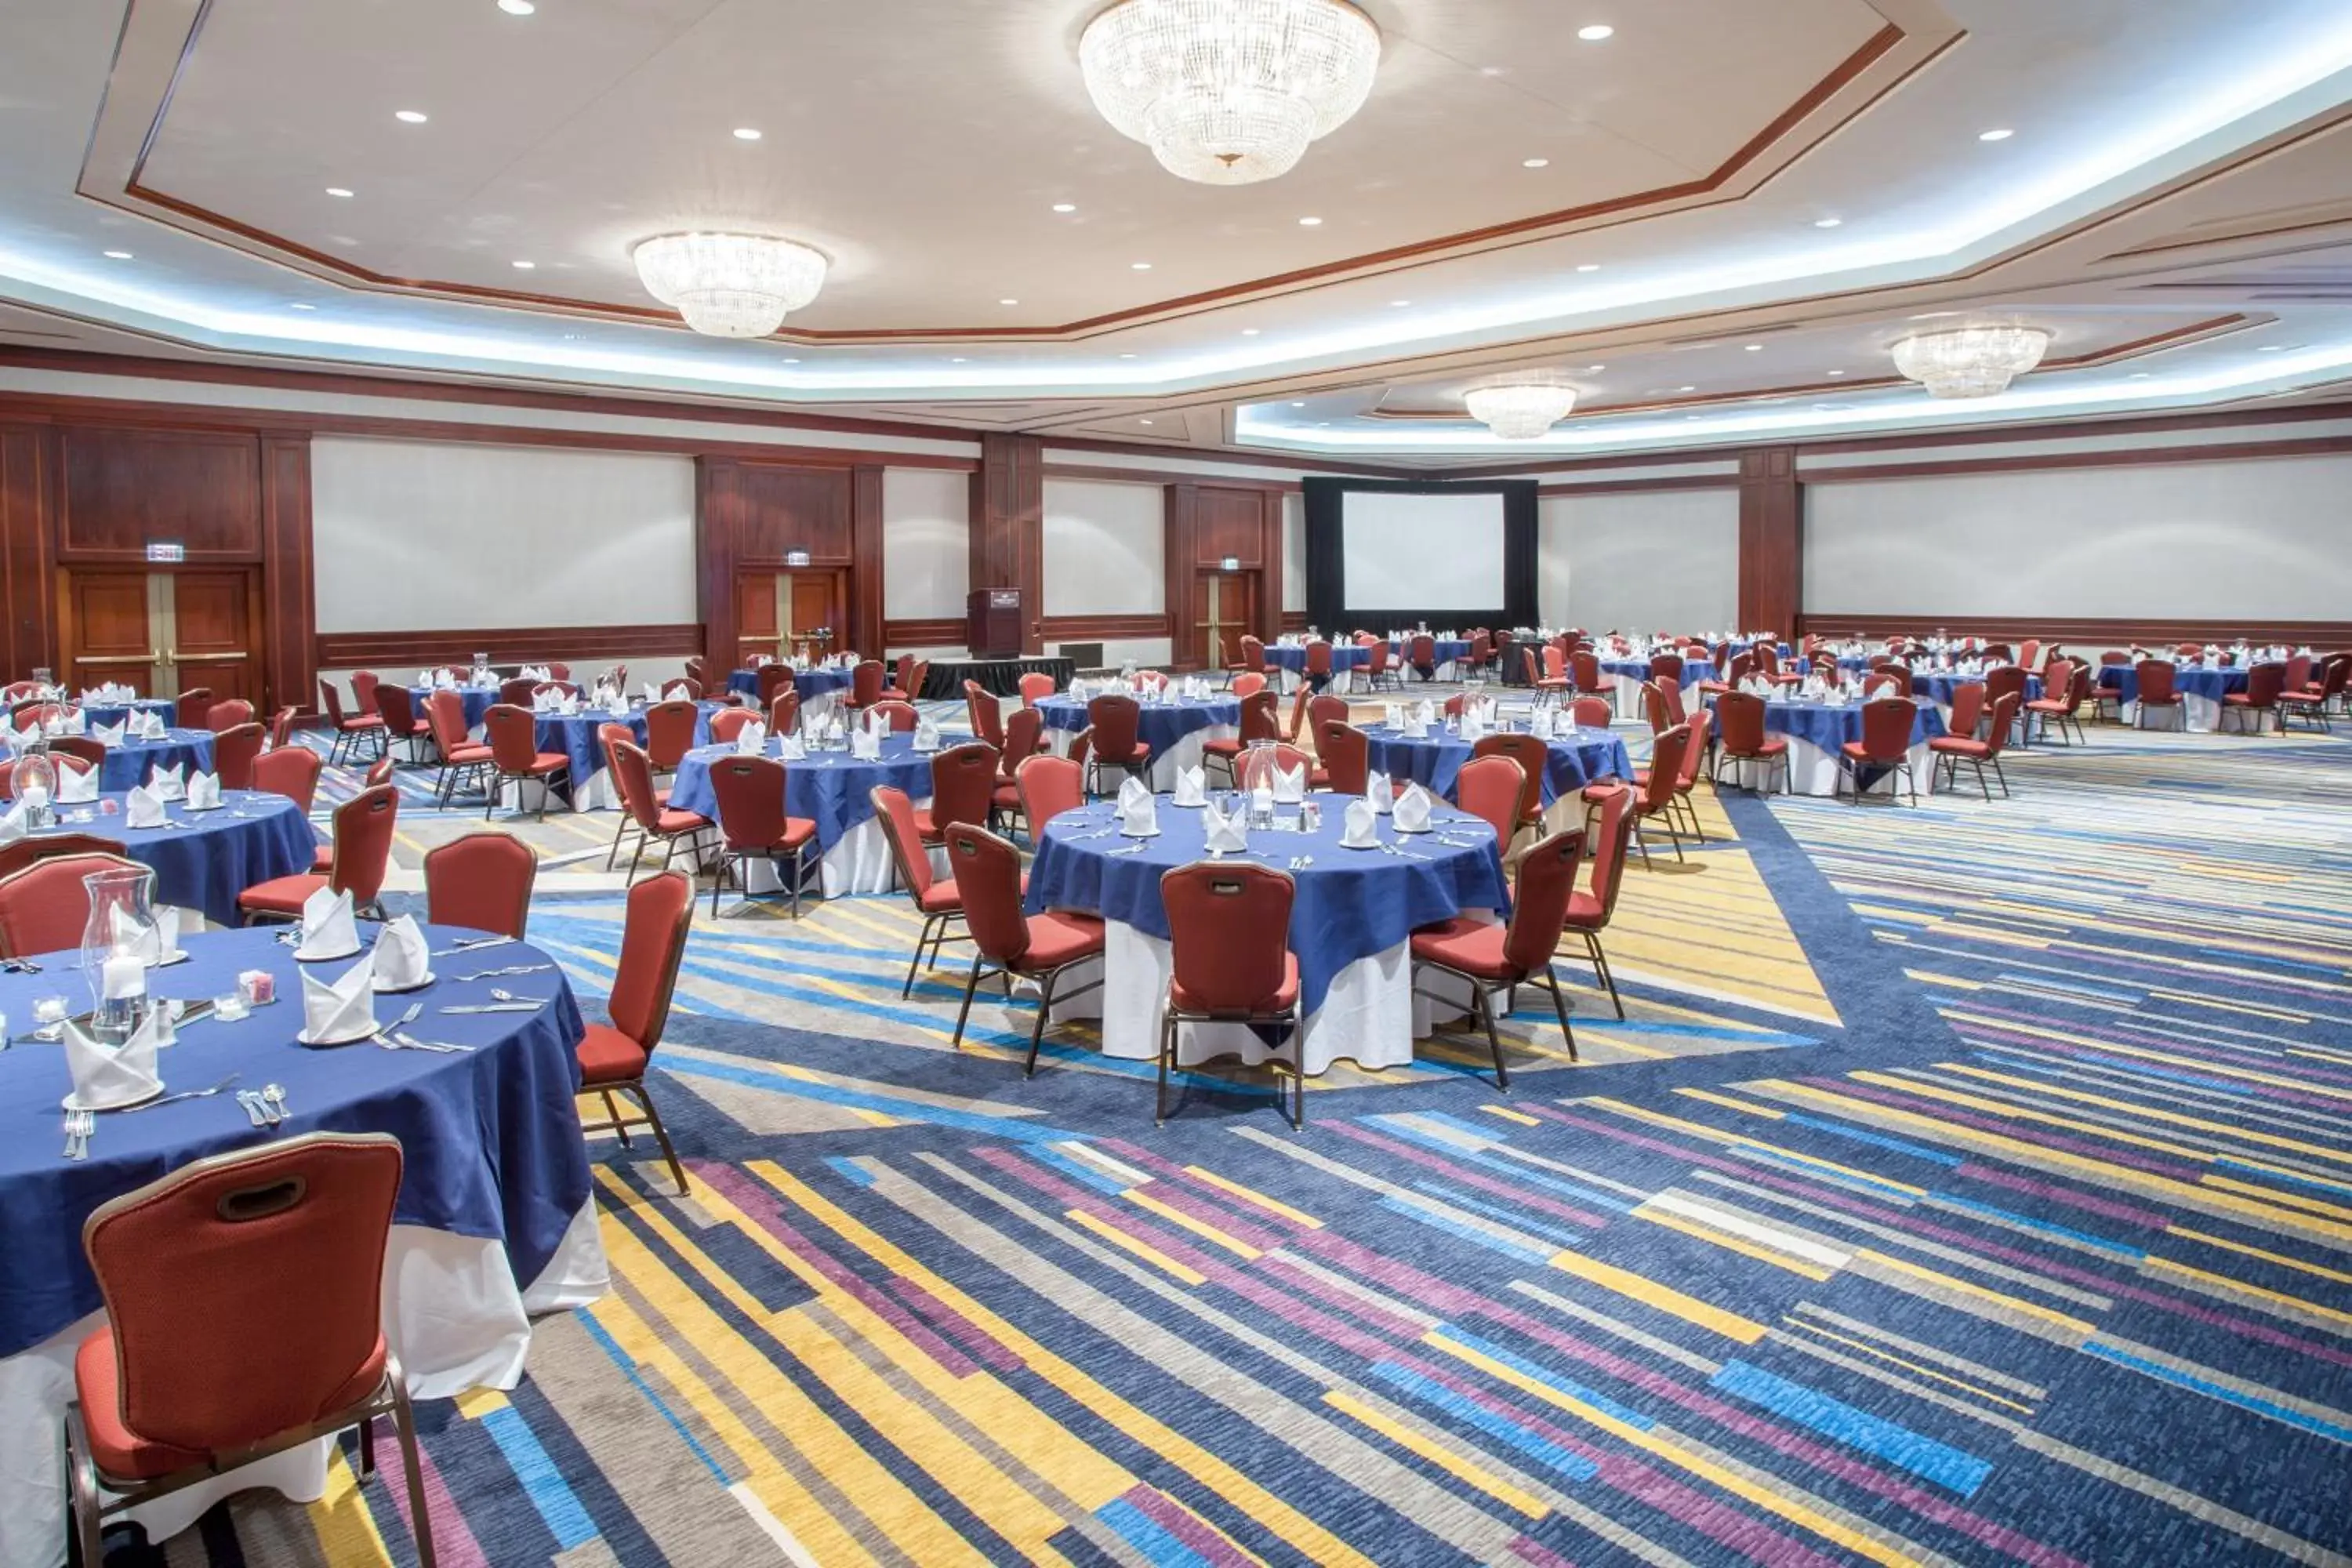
[727,817,818,855]
[655,808,710,835]
[922,870,1028,913]
[1015,910,1106,971]
[1171,952,1299,1016]
[1838,742,1904,763]
[1929,736,1992,758]
[1559,891,1606,929]
[310,844,332,873]
[1098,740,1154,766]
[1200,738,1244,759]
[2278,691,2321,705]
[75,1326,387,1481]
[510,752,568,775]
[445,743,494,764]
[576,1022,650,1085]
[238,873,329,914]
[1410,917,1519,982]
[2024,699,2069,714]
[339,716,384,733]
[1722,739,1788,758]
[992,782,1022,810]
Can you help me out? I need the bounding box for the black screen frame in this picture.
[1302,477,1539,633]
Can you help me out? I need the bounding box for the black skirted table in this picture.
[919,655,1076,699]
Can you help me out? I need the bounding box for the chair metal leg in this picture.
[1541,970,1577,1061]
[1473,982,1510,1091]
[1155,1007,1174,1125]
[601,1088,633,1145]
[64,1406,103,1568]
[632,1081,689,1195]
[390,1381,440,1568]
[1583,930,1624,1018]
[1024,967,1058,1074]
[904,913,938,996]
[953,954,984,1052]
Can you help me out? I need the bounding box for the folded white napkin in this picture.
[64,1007,166,1109]
[1460,709,1485,742]
[851,728,882,761]
[138,710,167,739]
[1341,799,1381,848]
[57,764,99,804]
[1529,706,1555,739]
[1383,703,1403,730]
[1402,710,1429,739]
[151,903,181,961]
[1203,800,1248,854]
[372,913,431,991]
[779,733,808,761]
[297,885,360,959]
[434,670,456,690]
[149,762,184,800]
[1824,688,1849,707]
[0,800,26,844]
[1394,782,1436,833]
[302,950,378,1043]
[93,721,125,746]
[1367,775,1394,815]
[1272,763,1305,804]
[864,707,887,736]
[664,683,689,702]
[185,771,221,809]
[913,718,942,753]
[1172,765,1207,808]
[735,720,768,755]
[123,784,166,829]
[1116,775,1158,837]
[641,681,661,703]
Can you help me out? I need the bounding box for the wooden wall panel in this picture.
[57,428,262,561]
[850,464,885,660]
[731,463,854,563]
[1163,484,1280,670]
[1737,446,1801,638]
[259,434,314,714]
[0,427,56,679]
[969,434,1045,655]
[1193,487,1268,569]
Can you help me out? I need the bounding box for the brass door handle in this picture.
[178,650,247,659]
[78,655,156,665]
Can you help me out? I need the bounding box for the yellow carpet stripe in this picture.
[1933,1063,2352,1169]
[1322,1392,1548,1519]
[1634,1207,1835,1280]
[1857,1250,2100,1336]
[1584,1096,1928,1198]
[1182,1166,1326,1228]
[307,1450,397,1566]
[1068,1208,1210,1284]
[1478,1105,1544,1127]
[1544,1248,1767,1344]
[1937,1012,2352,1106]
[1672,1087,1786,1119]
[1777,1319,2038,1415]
[1849,1072,2222,1164]
[2141,1257,2352,1334]
[1122,1189,1263,1258]
[2167,1227,2352,1286]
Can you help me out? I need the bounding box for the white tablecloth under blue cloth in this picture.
[1025,793,1508,1075]
[1264,644,1373,694]
[667,735,936,897]
[1036,695,1239,792]
[1762,699,1948,797]
[1362,725,1632,837]
[2097,664,2247,733]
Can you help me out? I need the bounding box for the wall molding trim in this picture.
[315,622,703,670]
[1041,613,1172,641]
[883,617,964,649]
[1795,613,2352,650]
[1801,431,2352,484]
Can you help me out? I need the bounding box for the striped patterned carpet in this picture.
[107,717,2352,1566]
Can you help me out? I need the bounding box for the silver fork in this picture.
[488,989,548,1007]
[393,1032,474,1054]
[456,964,552,982]
[371,1002,425,1050]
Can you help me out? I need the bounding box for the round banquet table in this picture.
[95,730,214,795]
[29,789,317,928]
[0,924,606,1568]
[1035,695,1239,792]
[1600,659,1715,721]
[728,667,855,719]
[1388,638,1475,680]
[1363,723,1632,835]
[408,684,499,735]
[1762,698,1948,797]
[77,699,174,731]
[1263,642,1373,694]
[2097,663,2249,733]
[507,702,720,814]
[666,735,936,897]
[1026,791,1510,1076]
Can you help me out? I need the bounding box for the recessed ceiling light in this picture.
[1139,419,1154,426]
[325,187,354,198]
[1744,343,1764,352]
[1575,263,1600,273]
[394,110,428,123]
[2129,372,2152,379]
[951,357,969,363]
[781,358,801,364]
[1523,158,1549,169]
[1978,127,2014,142]
[999,298,1019,306]
[497,0,534,13]
[1586,364,1605,372]
[1118,352,1138,358]
[102,249,132,260]
[1908,310,1961,321]
[1131,261,1152,270]
[1677,384,1696,393]
[1826,369,1846,376]
[2257,344,2286,351]
[1291,401,1306,407]
[1813,403,1844,412]
[1389,299,1411,307]
[1241,328,1261,336]
[1298,216,1323,226]
[1685,414,1704,421]
[1577,24,1614,42]
[1052,202,1077,213]
[732,127,763,141]
[511,260,535,269]
[1813,216,1842,228]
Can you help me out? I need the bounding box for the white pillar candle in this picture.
[102,953,146,1001]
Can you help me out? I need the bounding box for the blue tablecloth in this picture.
[1027,792,1508,1017]
[0,924,590,1359]
[1911,673,2044,707]
[1363,726,1632,807]
[1765,699,1947,754]
[1388,638,1473,668]
[728,668,857,702]
[1264,644,1372,676]
[80,700,175,731]
[409,685,499,732]
[668,735,935,852]
[2098,664,2248,706]
[1726,641,1794,660]
[535,703,717,793]
[1601,659,1714,689]
[1035,695,1238,756]
[99,731,215,794]
[32,791,316,927]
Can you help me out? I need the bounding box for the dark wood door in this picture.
[169,570,263,710]
[61,571,161,692]
[735,572,780,667]
[787,574,837,650]
[1196,572,1258,670]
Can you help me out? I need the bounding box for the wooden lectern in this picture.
[967,587,1023,659]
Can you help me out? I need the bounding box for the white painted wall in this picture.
[1043,477,1164,615]
[882,466,969,651]
[1537,488,1739,632]
[1805,453,2352,620]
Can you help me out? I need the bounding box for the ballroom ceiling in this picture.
[3,0,2351,463]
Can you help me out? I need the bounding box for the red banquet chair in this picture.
[916,742,1002,847]
[965,681,1007,749]
[873,785,967,996]
[2221,662,2288,735]
[499,677,539,707]
[252,744,322,818]
[604,739,711,882]
[1569,696,1613,730]
[423,831,538,938]
[886,654,919,702]
[944,822,1105,1063]
[204,698,256,733]
[1930,691,2022,800]
[267,706,298,750]
[1455,754,1526,857]
[1982,666,2031,747]
[2132,659,2183,731]
[1303,639,1334,693]
[372,684,435,765]
[1234,742,1312,792]
[757,663,794,710]
[2024,662,2092,746]
[991,709,1045,834]
[866,700,920,733]
[1085,694,1152,794]
[1314,718,1370,797]
[575,869,696,1194]
[707,754,820,917]
[846,659,887,712]
[1019,670,1058,707]
[174,688,214,731]
[210,722,265,792]
[484,703,569,821]
[0,851,145,960]
[1408,633,1438,682]
[1156,861,1303,1129]
[643,699,700,774]
[1015,753,1084,841]
[62,1133,437,1568]
[1202,689,1279,788]
[1838,697,1922,805]
[1410,826,1587,1087]
[319,677,387,766]
[427,690,494,808]
[767,689,801,737]
[1617,720,1690,866]
[1711,691,1788,795]
[1559,781,1637,1018]
[239,784,397,923]
[1472,732,1548,841]
[708,707,758,746]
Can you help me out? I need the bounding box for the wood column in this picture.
[1737,445,1802,638]
[259,434,315,714]
[0,426,56,681]
[849,463,885,660]
[694,456,742,675]
[967,434,1044,655]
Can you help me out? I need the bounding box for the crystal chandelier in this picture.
[1465,383,1579,440]
[1079,0,1381,185]
[630,233,828,338]
[1889,325,2051,399]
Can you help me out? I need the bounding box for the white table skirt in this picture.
[1044,726,1235,794]
[2,1200,608,1568]
[724,813,910,901]
[1274,669,1363,696]
[497,768,622,815]
[1045,919,1489,1078]
[2114,694,2221,734]
[1780,735,1943,799]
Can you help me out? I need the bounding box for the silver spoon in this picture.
[264,1083,288,1123]
[116,1074,241,1112]
[488,989,547,1007]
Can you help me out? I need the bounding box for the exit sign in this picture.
[145,541,186,563]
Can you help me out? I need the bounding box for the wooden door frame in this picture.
[54,564,264,702]
[1192,569,1260,673]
